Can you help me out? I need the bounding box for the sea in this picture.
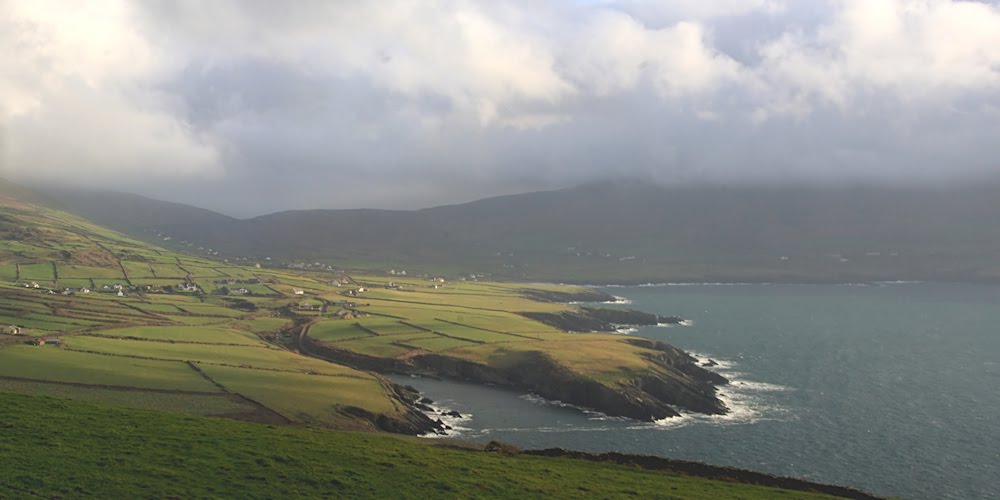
[393,283,1000,500]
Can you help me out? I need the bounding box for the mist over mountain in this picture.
[49,180,1000,284]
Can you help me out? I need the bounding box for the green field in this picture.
[333,335,421,358]
[57,264,125,279]
[308,320,376,342]
[64,336,368,377]
[121,260,155,278]
[0,346,219,391]
[176,303,248,317]
[198,364,395,427]
[90,325,266,346]
[0,392,844,499]
[162,315,231,326]
[403,335,479,352]
[0,378,254,416]
[239,317,291,333]
[18,262,55,281]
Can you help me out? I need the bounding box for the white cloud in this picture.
[2,0,999,213]
[756,0,1000,115]
[0,0,219,181]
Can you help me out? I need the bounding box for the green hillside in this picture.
[0,180,431,432]
[0,392,856,499]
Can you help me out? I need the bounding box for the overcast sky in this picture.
[2,1,1000,216]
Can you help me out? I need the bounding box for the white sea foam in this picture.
[414,398,474,439]
[614,327,639,335]
[647,351,794,429]
[655,319,693,327]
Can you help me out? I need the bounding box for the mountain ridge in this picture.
[43,180,1000,283]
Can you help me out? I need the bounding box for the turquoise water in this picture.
[396,283,1000,499]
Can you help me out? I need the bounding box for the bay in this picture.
[396,283,1000,500]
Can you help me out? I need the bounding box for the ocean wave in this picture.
[414,398,474,439]
[649,351,794,429]
[654,319,693,327]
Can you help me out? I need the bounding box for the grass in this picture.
[0,264,19,280]
[239,317,291,334]
[121,260,155,278]
[128,302,183,314]
[0,392,842,499]
[333,335,423,358]
[403,335,479,352]
[63,336,371,377]
[198,364,396,426]
[308,321,376,342]
[0,314,81,331]
[149,263,187,278]
[0,346,219,391]
[0,378,254,416]
[176,304,247,317]
[163,315,231,326]
[446,338,659,383]
[56,264,124,279]
[18,262,55,281]
[88,325,266,346]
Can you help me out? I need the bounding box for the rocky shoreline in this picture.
[297,290,729,429]
[301,325,728,423]
[521,306,684,332]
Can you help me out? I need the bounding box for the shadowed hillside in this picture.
[47,180,1000,283]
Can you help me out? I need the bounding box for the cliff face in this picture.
[302,332,728,422]
[339,383,447,435]
[408,341,728,421]
[519,288,618,303]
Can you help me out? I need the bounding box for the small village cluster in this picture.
[19,280,202,297]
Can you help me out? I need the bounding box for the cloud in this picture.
[0,1,220,185]
[2,0,999,215]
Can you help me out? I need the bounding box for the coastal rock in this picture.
[519,289,618,303]
[408,347,728,421]
[520,307,687,333]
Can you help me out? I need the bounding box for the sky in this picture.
[2,0,1000,217]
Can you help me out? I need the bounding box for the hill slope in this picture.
[0,177,732,425]
[1,392,876,499]
[50,180,1000,283]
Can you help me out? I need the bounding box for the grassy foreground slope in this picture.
[0,392,847,499]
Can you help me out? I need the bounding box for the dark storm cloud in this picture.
[3,1,1000,216]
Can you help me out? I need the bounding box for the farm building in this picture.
[292,288,305,295]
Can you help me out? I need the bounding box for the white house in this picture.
[292,288,305,295]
